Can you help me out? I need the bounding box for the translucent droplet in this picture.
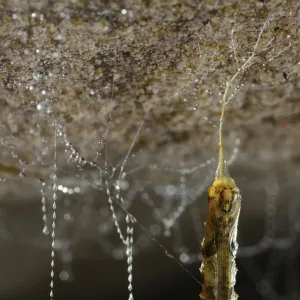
[164,230,171,237]
[37,100,52,114]
[129,294,134,300]
[59,270,73,281]
[43,226,49,235]
[179,253,189,263]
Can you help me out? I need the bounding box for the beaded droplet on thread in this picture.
[50,124,58,300]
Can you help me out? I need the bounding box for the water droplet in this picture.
[37,100,52,114]
[164,229,171,237]
[129,294,134,300]
[59,270,73,281]
[43,226,49,235]
[180,253,189,263]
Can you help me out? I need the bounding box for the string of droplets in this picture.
[40,179,49,235]
[105,176,127,244]
[101,116,147,299]
[0,139,28,176]
[115,167,135,300]
[238,180,285,257]
[125,214,134,300]
[150,158,214,175]
[50,123,58,300]
[104,166,135,299]
[36,94,142,297]
[162,175,187,236]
